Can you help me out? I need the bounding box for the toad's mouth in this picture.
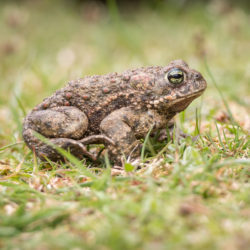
[180,89,204,100]
[168,90,204,112]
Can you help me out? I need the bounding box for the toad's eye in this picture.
[166,68,184,85]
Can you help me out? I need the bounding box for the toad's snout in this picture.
[190,70,207,93]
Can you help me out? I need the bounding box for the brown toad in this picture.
[22,60,207,163]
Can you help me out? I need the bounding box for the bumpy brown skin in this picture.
[23,60,207,163]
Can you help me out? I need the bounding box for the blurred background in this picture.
[0,2,249,249]
[0,0,249,145]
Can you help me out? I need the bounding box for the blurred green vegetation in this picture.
[0,0,249,249]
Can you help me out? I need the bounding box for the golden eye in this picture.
[166,68,184,85]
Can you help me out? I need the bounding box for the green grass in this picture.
[0,1,249,249]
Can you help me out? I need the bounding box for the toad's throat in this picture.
[169,90,204,112]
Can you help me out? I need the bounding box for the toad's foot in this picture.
[38,135,115,162]
[28,133,115,162]
[38,137,98,161]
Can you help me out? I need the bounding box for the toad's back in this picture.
[33,66,162,134]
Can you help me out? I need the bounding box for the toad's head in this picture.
[151,59,207,113]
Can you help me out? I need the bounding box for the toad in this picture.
[22,60,207,163]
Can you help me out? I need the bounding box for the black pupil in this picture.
[171,73,182,79]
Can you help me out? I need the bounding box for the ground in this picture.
[0,1,249,249]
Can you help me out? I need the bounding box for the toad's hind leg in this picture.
[23,106,90,161]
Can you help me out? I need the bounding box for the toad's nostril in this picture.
[194,73,201,80]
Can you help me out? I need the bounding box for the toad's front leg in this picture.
[23,106,91,161]
[100,107,168,163]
